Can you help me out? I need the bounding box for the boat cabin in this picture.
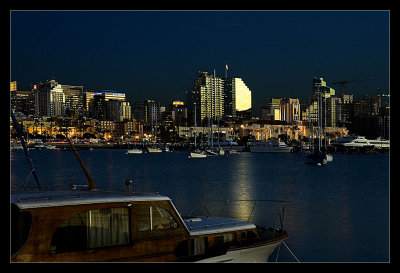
[11,189,286,262]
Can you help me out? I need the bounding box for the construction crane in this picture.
[332,77,374,93]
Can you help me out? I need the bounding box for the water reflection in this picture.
[228,154,255,220]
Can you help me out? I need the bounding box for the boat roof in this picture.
[11,189,171,210]
[183,216,256,236]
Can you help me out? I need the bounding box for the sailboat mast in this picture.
[10,107,41,190]
[194,102,197,148]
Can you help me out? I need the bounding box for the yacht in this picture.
[366,137,390,149]
[332,135,390,150]
[147,145,162,153]
[11,188,288,262]
[332,136,372,148]
[126,148,143,154]
[189,149,207,158]
[248,140,293,153]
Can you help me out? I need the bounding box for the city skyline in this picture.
[10,10,390,117]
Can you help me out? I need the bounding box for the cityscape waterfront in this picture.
[10,10,390,263]
[10,73,390,151]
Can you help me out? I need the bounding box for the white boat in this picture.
[364,137,390,149]
[126,148,143,154]
[332,135,390,150]
[205,147,226,156]
[216,147,225,156]
[205,149,219,156]
[189,149,207,158]
[147,146,162,153]
[249,141,293,153]
[332,136,373,148]
[44,143,57,149]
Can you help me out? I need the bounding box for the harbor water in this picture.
[10,149,390,262]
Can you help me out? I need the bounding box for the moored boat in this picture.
[147,146,162,153]
[189,149,207,158]
[248,140,293,153]
[126,148,143,154]
[11,188,288,262]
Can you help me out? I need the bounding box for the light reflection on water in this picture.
[10,149,389,262]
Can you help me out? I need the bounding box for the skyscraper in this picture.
[224,77,252,118]
[190,71,224,124]
[91,90,126,120]
[61,84,84,115]
[33,79,65,117]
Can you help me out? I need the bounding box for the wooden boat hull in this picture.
[11,190,288,263]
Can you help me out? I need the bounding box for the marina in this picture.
[10,148,389,262]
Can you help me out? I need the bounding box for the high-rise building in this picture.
[190,71,224,124]
[170,101,187,126]
[263,98,300,124]
[224,77,252,118]
[33,79,65,117]
[61,84,84,114]
[91,90,126,120]
[10,81,35,116]
[280,98,300,124]
[303,77,335,126]
[10,81,17,92]
[264,98,281,121]
[133,99,160,125]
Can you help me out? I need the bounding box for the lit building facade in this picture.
[190,71,224,124]
[280,98,300,124]
[10,81,35,116]
[263,98,300,124]
[91,90,127,120]
[224,77,252,118]
[133,99,160,125]
[33,79,66,117]
[61,84,84,114]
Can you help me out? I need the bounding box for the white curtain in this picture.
[87,208,129,248]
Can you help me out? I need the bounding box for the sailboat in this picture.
[189,101,207,159]
[305,89,329,166]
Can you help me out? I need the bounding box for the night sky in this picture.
[10,10,389,117]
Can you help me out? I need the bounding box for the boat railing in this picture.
[185,199,286,231]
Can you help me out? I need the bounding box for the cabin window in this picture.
[50,207,130,252]
[214,233,236,247]
[189,237,207,256]
[136,206,178,232]
[241,230,258,241]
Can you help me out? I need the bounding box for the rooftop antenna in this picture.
[225,64,228,80]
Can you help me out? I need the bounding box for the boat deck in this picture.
[183,216,256,236]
